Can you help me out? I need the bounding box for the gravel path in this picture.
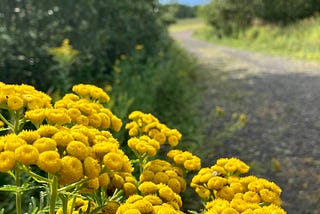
[172,30,320,214]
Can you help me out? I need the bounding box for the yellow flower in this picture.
[154,132,166,144]
[144,195,162,205]
[45,109,71,125]
[167,135,179,147]
[138,181,158,195]
[99,173,110,187]
[88,113,102,127]
[133,199,153,213]
[67,108,82,121]
[99,113,111,129]
[184,159,201,171]
[135,44,144,51]
[25,109,46,125]
[92,142,118,158]
[33,137,57,153]
[139,170,154,182]
[52,131,74,147]
[66,141,88,160]
[0,151,16,172]
[81,178,100,193]
[230,198,248,212]
[4,134,27,151]
[110,174,125,189]
[159,186,175,201]
[173,154,187,165]
[37,151,61,174]
[111,116,122,132]
[154,172,169,184]
[7,95,24,110]
[221,207,239,214]
[59,156,83,185]
[71,131,89,146]
[15,145,39,165]
[167,178,181,193]
[218,186,235,201]
[243,191,261,203]
[123,209,141,214]
[207,177,228,190]
[37,125,59,137]
[103,152,123,171]
[124,182,137,196]
[76,115,89,126]
[259,189,277,203]
[18,130,40,144]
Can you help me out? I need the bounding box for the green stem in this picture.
[15,169,22,214]
[20,165,51,183]
[0,112,14,130]
[59,194,68,214]
[49,175,58,214]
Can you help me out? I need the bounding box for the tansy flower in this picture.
[4,134,27,151]
[18,130,40,144]
[123,209,141,214]
[0,151,16,172]
[259,189,277,203]
[103,152,123,171]
[15,145,39,165]
[25,109,46,125]
[7,95,24,110]
[99,173,110,187]
[102,201,120,214]
[83,156,101,178]
[167,178,181,193]
[37,151,61,174]
[207,176,228,190]
[111,116,122,132]
[144,195,162,205]
[138,181,158,195]
[76,115,89,126]
[243,191,261,203]
[37,125,59,137]
[217,186,235,201]
[45,109,71,125]
[59,156,83,185]
[159,186,175,201]
[154,172,169,184]
[33,137,57,153]
[52,131,74,147]
[124,182,137,196]
[66,140,88,160]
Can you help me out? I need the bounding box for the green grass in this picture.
[168,18,206,33]
[172,17,320,62]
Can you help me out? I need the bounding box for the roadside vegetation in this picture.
[191,0,320,62]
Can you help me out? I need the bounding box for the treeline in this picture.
[199,0,320,36]
[0,0,167,92]
[160,3,197,25]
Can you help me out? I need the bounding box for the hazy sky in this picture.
[160,0,209,6]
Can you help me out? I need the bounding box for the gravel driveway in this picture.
[172,30,320,214]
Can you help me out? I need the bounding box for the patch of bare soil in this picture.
[172,31,320,214]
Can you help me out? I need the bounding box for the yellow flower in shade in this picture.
[123,209,141,214]
[83,157,101,179]
[159,186,175,201]
[66,141,88,160]
[217,186,235,201]
[139,170,154,182]
[103,152,123,171]
[52,131,74,147]
[154,172,169,184]
[81,178,100,193]
[144,195,162,205]
[167,178,181,193]
[7,96,24,110]
[37,125,59,137]
[99,173,110,187]
[207,177,228,190]
[110,174,125,189]
[4,134,27,151]
[37,151,61,174]
[45,109,71,125]
[59,156,83,185]
[133,199,153,213]
[135,44,144,51]
[15,145,39,165]
[18,130,40,144]
[0,151,16,172]
[195,186,211,200]
[111,116,122,132]
[33,137,57,153]
[25,109,46,125]
[124,182,137,196]
[127,194,143,203]
[259,189,277,203]
[138,181,158,195]
[0,140,4,152]
[0,120,4,127]
[76,115,89,126]
[102,201,119,214]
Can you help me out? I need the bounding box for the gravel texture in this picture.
[172,30,320,214]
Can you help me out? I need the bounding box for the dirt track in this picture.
[172,30,320,214]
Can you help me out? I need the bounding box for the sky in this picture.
[160,0,209,6]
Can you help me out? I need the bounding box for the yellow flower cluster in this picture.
[167,149,201,171]
[116,184,183,214]
[191,158,286,213]
[126,111,182,147]
[139,160,186,194]
[0,82,52,111]
[128,136,160,156]
[48,39,78,64]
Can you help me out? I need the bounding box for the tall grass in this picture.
[193,16,320,62]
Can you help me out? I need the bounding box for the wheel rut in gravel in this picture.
[171,30,320,214]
